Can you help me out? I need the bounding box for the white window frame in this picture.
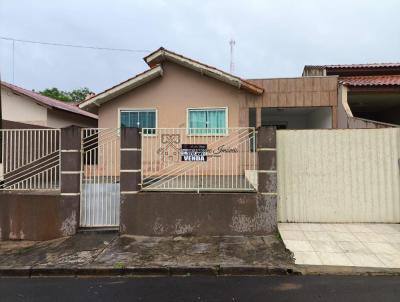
[186,107,229,136]
[118,108,158,136]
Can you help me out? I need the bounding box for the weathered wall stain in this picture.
[229,194,277,233]
[153,217,166,235]
[121,192,277,236]
[60,210,77,236]
[174,219,199,235]
[0,192,79,241]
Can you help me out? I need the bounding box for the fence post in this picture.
[257,126,277,196]
[60,125,81,235]
[120,128,141,195]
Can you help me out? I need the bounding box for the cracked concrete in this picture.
[0,232,294,270]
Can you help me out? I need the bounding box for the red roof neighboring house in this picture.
[339,75,400,87]
[303,63,400,77]
[306,63,400,70]
[1,81,98,119]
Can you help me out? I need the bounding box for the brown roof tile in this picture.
[306,63,400,69]
[339,75,400,87]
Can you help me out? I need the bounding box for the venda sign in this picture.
[181,144,207,162]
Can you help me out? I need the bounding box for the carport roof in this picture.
[340,75,400,87]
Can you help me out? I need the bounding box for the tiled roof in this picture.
[1,81,98,119]
[79,65,163,108]
[306,63,400,69]
[144,47,264,95]
[339,75,400,87]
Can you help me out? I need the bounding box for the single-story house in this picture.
[79,47,338,131]
[1,81,98,129]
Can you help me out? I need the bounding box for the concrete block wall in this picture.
[0,126,81,241]
[120,126,278,236]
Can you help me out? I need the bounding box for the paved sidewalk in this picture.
[0,232,295,276]
[279,223,400,268]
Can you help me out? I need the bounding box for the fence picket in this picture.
[0,129,61,191]
[141,128,257,192]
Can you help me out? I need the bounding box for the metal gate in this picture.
[277,128,400,223]
[141,127,257,192]
[80,128,120,227]
[0,129,60,190]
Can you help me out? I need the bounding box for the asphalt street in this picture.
[1,275,400,302]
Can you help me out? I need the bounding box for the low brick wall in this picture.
[0,192,79,241]
[120,192,276,236]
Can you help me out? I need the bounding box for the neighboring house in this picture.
[303,63,400,127]
[79,47,338,131]
[1,81,98,129]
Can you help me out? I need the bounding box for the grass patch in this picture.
[114,262,126,269]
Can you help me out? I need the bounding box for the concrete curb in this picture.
[296,265,400,276]
[4,264,398,277]
[0,265,298,277]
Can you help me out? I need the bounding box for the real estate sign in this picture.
[181,144,207,162]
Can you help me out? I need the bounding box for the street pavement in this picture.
[1,276,400,302]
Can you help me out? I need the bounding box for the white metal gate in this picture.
[0,129,60,190]
[80,128,120,227]
[141,128,257,192]
[277,128,400,223]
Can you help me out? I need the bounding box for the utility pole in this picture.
[229,39,236,74]
[12,39,15,84]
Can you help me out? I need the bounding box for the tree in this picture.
[40,88,71,102]
[68,87,93,103]
[39,87,94,103]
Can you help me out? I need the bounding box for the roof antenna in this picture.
[229,39,236,74]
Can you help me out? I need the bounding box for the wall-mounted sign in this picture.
[181,144,207,162]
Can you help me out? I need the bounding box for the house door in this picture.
[80,128,120,227]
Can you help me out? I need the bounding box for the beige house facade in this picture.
[80,48,338,132]
[97,61,247,129]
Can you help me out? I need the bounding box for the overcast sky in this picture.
[1,0,399,93]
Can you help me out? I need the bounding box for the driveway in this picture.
[279,223,400,268]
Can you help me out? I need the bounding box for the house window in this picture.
[120,110,156,135]
[188,108,227,135]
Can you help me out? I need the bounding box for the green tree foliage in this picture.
[39,87,94,103]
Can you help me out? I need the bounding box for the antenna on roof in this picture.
[229,39,236,74]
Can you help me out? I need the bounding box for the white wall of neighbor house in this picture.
[277,128,400,223]
[1,87,47,126]
[46,109,97,128]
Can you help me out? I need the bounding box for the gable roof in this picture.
[79,65,163,109]
[1,81,98,119]
[144,47,264,95]
[79,47,263,109]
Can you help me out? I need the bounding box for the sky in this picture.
[0,0,399,93]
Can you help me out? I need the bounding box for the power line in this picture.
[0,36,151,53]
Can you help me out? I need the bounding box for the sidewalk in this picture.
[279,223,400,269]
[0,232,296,277]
